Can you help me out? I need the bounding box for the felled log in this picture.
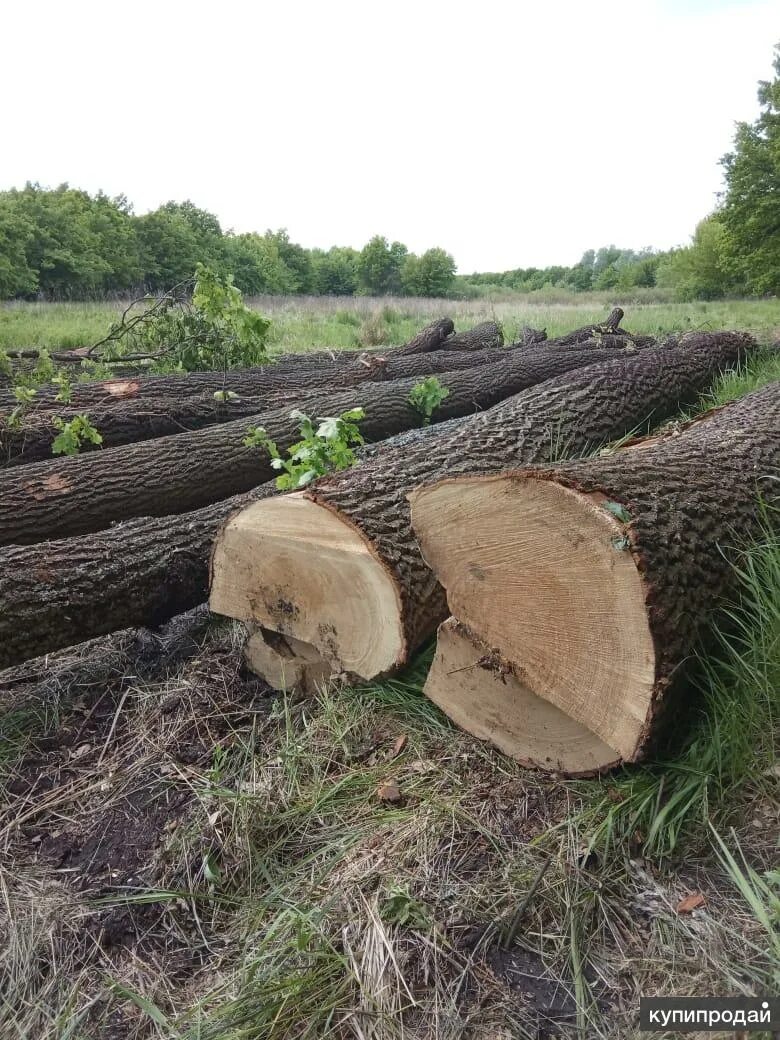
[209,332,753,685]
[0,605,210,710]
[444,321,503,351]
[410,381,779,771]
[0,320,466,413]
[0,344,630,544]
[382,317,455,356]
[0,387,323,467]
[549,307,625,346]
[0,485,275,670]
[274,318,455,363]
[0,345,514,466]
[556,333,656,350]
[516,326,547,346]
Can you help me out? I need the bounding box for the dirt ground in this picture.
[0,614,775,1040]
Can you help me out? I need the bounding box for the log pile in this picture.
[0,312,634,664]
[0,345,517,468]
[209,332,754,688]
[0,343,638,544]
[3,311,772,780]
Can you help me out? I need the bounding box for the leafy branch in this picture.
[409,376,450,426]
[244,407,366,490]
[86,264,272,373]
[51,414,103,456]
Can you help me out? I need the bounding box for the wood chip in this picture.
[389,734,408,759]
[676,892,706,914]
[377,781,401,804]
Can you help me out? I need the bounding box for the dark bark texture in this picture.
[0,347,517,465]
[515,327,547,346]
[0,387,326,467]
[0,333,754,670]
[0,345,628,545]
[383,318,455,356]
[504,380,780,760]
[549,307,625,346]
[0,320,460,412]
[306,332,755,666]
[443,321,503,351]
[0,486,275,670]
[0,605,210,708]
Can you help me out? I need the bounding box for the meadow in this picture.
[1,291,779,356]
[0,296,778,1038]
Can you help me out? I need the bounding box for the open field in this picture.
[2,294,780,356]
[0,314,777,1038]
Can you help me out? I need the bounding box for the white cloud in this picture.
[1,0,776,271]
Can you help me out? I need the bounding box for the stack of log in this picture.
[208,329,778,774]
[3,310,775,779]
[0,312,650,663]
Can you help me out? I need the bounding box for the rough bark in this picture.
[0,344,628,545]
[553,333,657,350]
[0,320,462,412]
[444,321,503,351]
[0,606,210,710]
[224,332,752,678]
[380,318,455,356]
[0,387,324,467]
[548,307,625,346]
[0,333,755,672]
[0,346,514,464]
[515,326,547,346]
[429,380,778,764]
[0,485,276,670]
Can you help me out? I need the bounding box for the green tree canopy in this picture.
[720,44,780,294]
[357,235,408,294]
[0,195,37,297]
[6,183,141,296]
[655,216,736,300]
[310,246,359,295]
[401,247,456,296]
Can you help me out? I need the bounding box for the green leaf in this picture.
[603,500,632,524]
[51,414,102,456]
[244,406,365,490]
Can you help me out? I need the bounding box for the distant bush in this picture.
[360,315,390,346]
[335,309,360,326]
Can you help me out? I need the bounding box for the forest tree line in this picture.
[1,47,777,302]
[0,188,457,301]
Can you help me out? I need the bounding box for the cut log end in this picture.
[210,493,404,680]
[244,626,333,694]
[426,619,622,775]
[410,474,656,761]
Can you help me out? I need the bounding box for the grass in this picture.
[0,305,777,1037]
[0,509,775,1037]
[574,514,779,860]
[1,293,779,355]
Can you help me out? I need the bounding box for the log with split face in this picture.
[208,333,766,775]
[410,380,780,775]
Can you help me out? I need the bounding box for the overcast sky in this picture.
[2,0,776,272]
